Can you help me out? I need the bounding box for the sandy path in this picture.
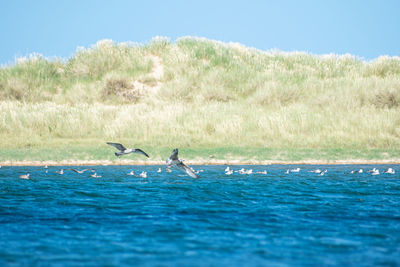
[133,55,164,95]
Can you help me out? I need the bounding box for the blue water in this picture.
[1,165,399,266]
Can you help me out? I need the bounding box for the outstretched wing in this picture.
[106,142,126,151]
[71,169,89,173]
[176,161,199,178]
[134,148,149,158]
[169,148,179,161]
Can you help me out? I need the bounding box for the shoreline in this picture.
[1,159,400,166]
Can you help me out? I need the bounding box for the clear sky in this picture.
[1,0,400,65]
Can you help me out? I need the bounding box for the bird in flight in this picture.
[70,169,89,174]
[166,148,199,178]
[106,142,149,158]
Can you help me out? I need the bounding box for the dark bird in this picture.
[106,142,149,158]
[166,148,199,178]
[70,168,89,174]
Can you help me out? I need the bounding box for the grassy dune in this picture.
[1,37,399,162]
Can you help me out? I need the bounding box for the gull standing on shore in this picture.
[166,149,199,178]
[106,142,149,158]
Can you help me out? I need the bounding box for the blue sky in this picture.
[1,0,400,64]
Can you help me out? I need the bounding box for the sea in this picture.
[0,164,399,266]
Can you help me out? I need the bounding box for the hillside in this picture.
[1,37,400,162]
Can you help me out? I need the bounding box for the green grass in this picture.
[0,37,399,162]
[0,144,399,163]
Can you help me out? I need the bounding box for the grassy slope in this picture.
[0,37,399,162]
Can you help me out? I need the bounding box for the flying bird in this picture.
[166,148,199,178]
[70,169,89,174]
[106,142,149,158]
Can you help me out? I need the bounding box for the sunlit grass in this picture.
[0,37,399,162]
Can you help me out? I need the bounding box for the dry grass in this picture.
[0,37,399,160]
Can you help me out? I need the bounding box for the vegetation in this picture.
[0,37,399,162]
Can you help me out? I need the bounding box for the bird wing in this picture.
[106,142,126,151]
[169,149,179,161]
[72,169,88,173]
[134,148,149,158]
[176,161,199,178]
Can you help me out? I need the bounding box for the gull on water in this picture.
[139,171,147,178]
[106,142,149,158]
[90,173,102,178]
[383,168,395,174]
[127,171,135,176]
[256,170,267,174]
[309,169,321,174]
[235,168,253,175]
[245,169,253,175]
[371,169,380,176]
[237,168,246,174]
[157,168,162,173]
[166,149,198,178]
[56,169,64,175]
[19,173,30,179]
[225,169,233,175]
[351,169,363,174]
[290,168,300,173]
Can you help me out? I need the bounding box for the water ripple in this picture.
[0,164,399,266]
